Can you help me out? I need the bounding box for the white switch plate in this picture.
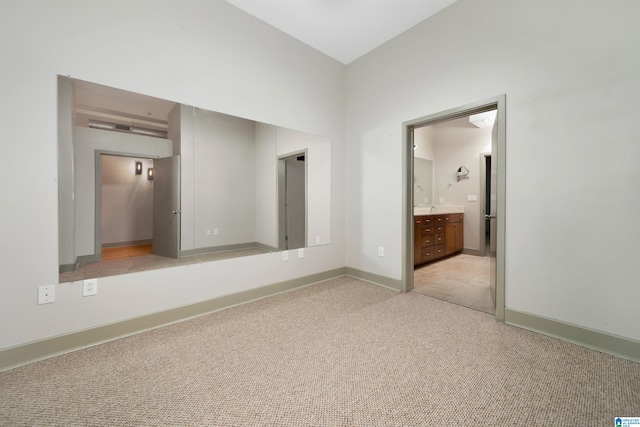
[316,236,320,244]
[378,246,384,257]
[467,194,478,202]
[214,228,219,235]
[282,251,289,261]
[38,285,55,304]
[298,248,304,259]
[439,198,444,204]
[83,279,98,296]
[206,229,211,235]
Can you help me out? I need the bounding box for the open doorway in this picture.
[278,152,307,250]
[95,153,181,262]
[411,113,494,314]
[98,154,154,260]
[403,95,506,321]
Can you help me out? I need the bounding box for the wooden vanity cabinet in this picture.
[445,214,464,255]
[414,213,464,267]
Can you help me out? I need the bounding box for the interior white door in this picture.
[153,155,181,258]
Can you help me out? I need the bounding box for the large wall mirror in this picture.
[58,76,331,282]
[413,126,434,207]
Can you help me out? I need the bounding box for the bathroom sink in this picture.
[414,206,464,215]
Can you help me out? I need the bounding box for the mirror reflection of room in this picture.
[58,76,331,283]
[412,112,496,314]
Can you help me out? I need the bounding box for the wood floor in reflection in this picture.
[101,244,153,260]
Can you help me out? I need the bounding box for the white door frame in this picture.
[402,95,506,321]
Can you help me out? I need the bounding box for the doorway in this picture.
[278,152,307,250]
[98,154,154,260]
[95,153,181,262]
[402,95,506,321]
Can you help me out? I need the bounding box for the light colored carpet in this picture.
[414,253,494,314]
[1,277,638,426]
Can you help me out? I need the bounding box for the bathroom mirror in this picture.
[413,125,435,207]
[414,157,434,207]
[58,76,331,281]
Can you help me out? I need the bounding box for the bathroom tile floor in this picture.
[413,253,494,315]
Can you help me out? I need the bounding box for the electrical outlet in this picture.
[214,228,219,235]
[282,251,289,261]
[206,229,211,235]
[83,279,98,296]
[38,285,55,304]
[298,248,304,259]
[378,246,384,257]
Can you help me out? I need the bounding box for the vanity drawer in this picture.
[434,233,446,245]
[434,244,446,258]
[421,225,435,235]
[418,216,434,226]
[434,224,446,234]
[421,248,435,262]
[446,214,461,223]
[433,215,446,225]
[421,235,435,247]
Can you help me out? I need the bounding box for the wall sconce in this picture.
[456,166,469,182]
[147,167,153,180]
[135,161,142,175]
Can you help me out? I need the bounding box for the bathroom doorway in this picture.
[402,95,505,321]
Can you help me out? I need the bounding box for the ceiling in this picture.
[224,0,459,64]
[71,1,459,123]
[72,78,176,130]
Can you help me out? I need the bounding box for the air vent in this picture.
[88,120,168,139]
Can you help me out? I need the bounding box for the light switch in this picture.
[467,195,478,202]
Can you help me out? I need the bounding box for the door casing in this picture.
[402,95,506,321]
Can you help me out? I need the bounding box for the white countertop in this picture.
[414,206,464,215]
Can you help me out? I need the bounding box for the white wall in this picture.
[192,109,257,248]
[345,0,640,341]
[101,155,154,246]
[277,127,332,246]
[255,123,278,248]
[0,0,345,349]
[431,117,492,251]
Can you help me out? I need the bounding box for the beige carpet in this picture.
[414,253,494,314]
[1,277,638,426]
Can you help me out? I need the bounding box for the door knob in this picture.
[172,210,181,215]
[484,214,496,219]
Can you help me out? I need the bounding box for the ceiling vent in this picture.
[88,120,168,139]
